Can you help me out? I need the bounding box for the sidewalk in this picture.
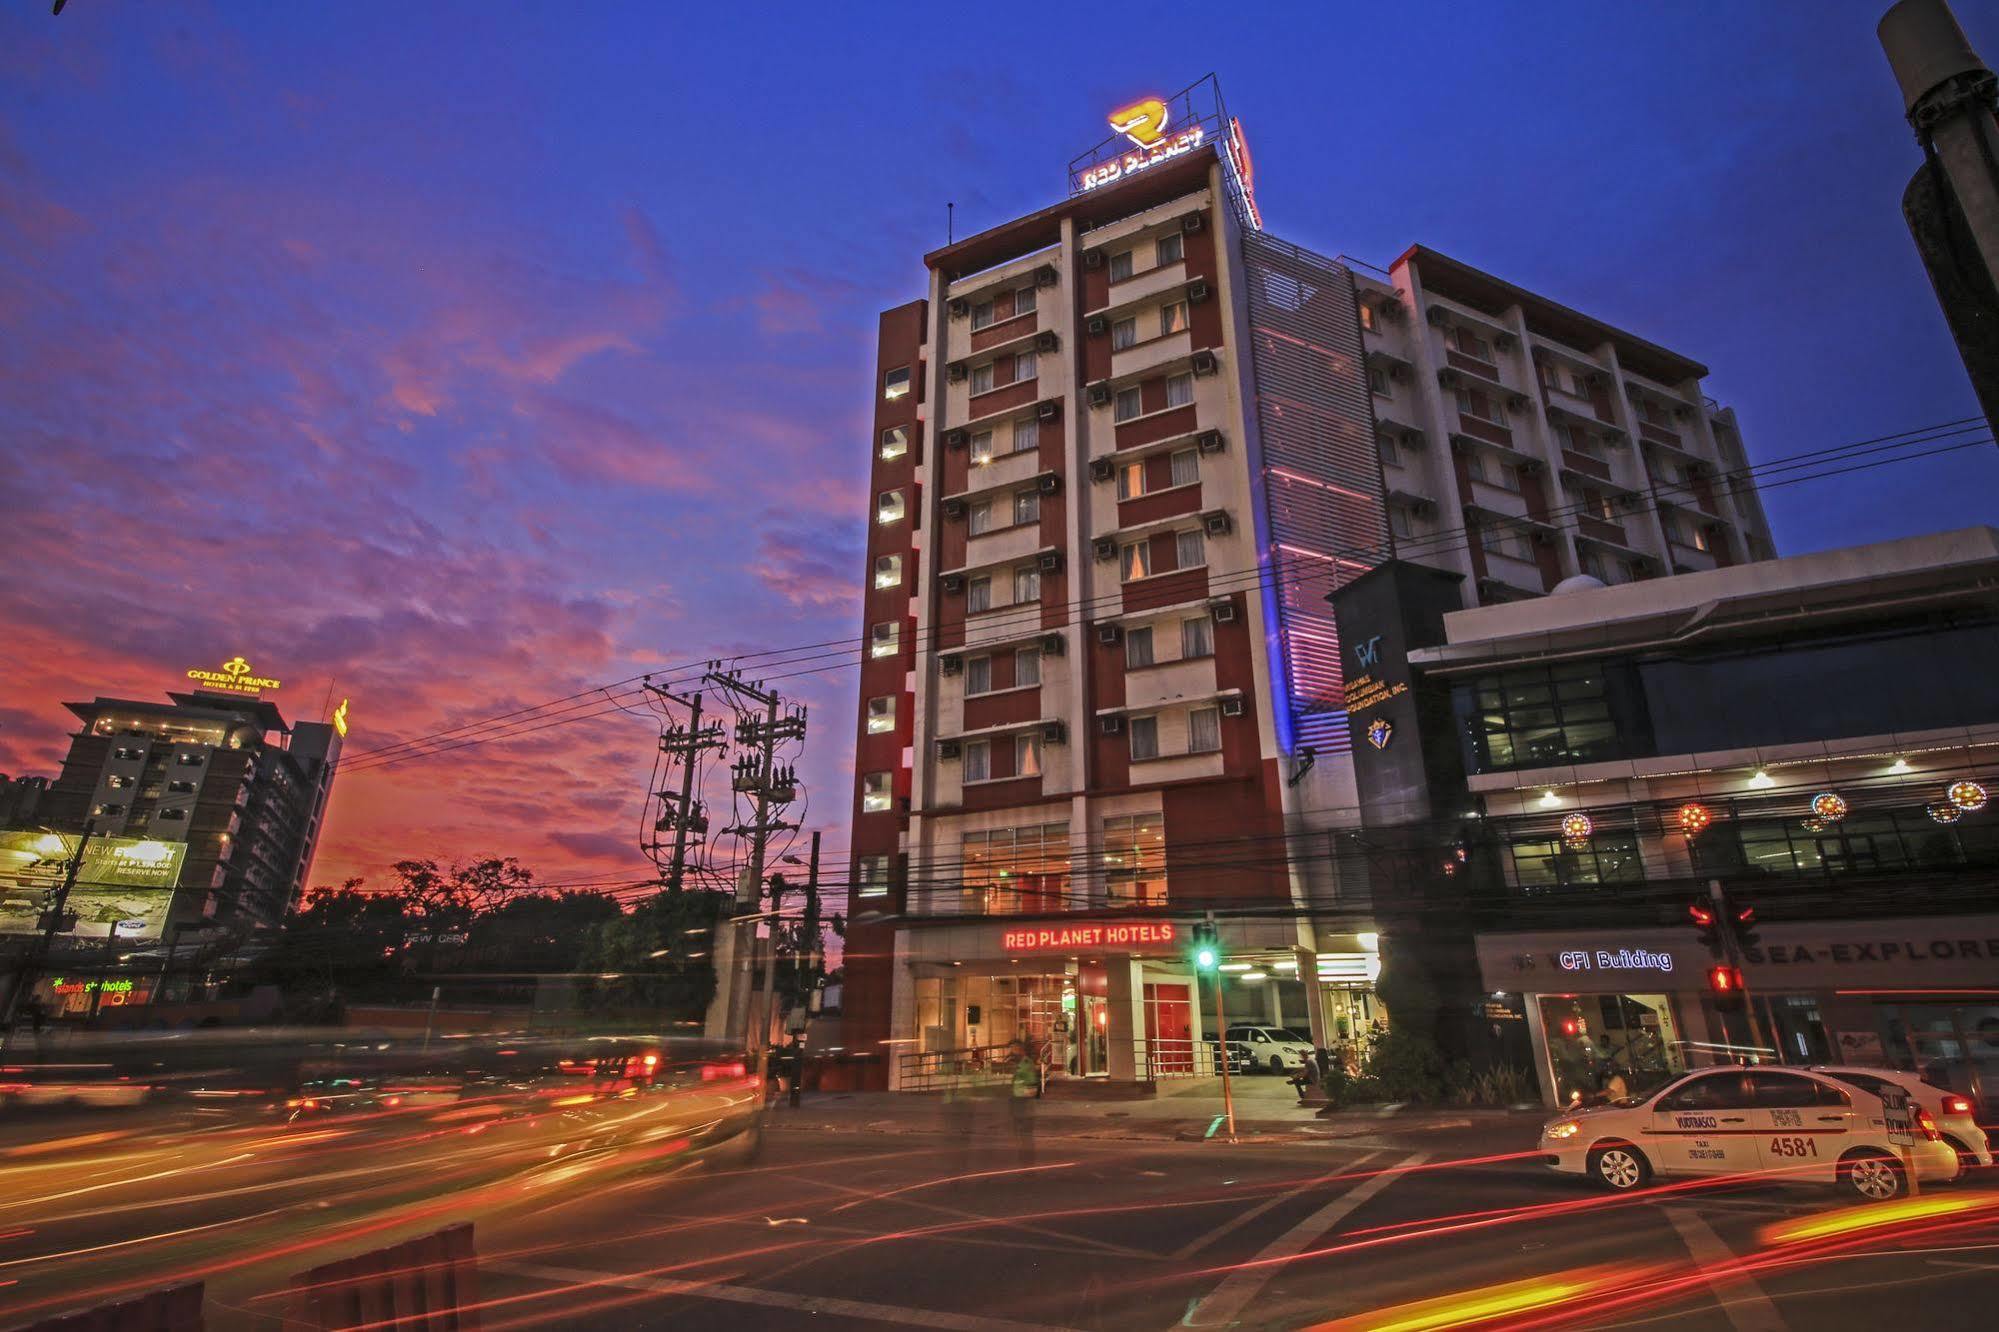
[771,1076,1546,1149]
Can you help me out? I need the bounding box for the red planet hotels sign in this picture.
[1001,921,1177,952]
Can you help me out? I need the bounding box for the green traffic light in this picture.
[1195,946,1218,970]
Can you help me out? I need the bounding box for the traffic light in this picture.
[1707,963,1746,1012]
[1689,901,1720,954]
[1191,921,1220,971]
[1733,904,1761,953]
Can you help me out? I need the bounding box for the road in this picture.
[2,1095,1996,1329]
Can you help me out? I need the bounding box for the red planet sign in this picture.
[1000,922,1176,952]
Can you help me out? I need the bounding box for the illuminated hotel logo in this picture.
[1079,97,1206,194]
[1225,116,1262,230]
[331,697,351,737]
[185,654,282,696]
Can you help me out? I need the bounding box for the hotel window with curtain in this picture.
[1166,373,1194,408]
[1121,541,1152,582]
[1101,813,1166,906]
[1155,232,1183,266]
[867,696,896,734]
[1011,418,1039,455]
[1188,706,1221,754]
[1175,528,1206,569]
[862,772,893,813]
[1015,646,1041,687]
[1014,285,1037,316]
[962,822,1070,915]
[1015,732,1043,779]
[971,362,995,394]
[1115,387,1142,421]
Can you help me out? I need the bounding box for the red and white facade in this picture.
[843,142,1772,1089]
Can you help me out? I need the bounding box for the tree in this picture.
[576,890,722,1027]
[461,891,621,976]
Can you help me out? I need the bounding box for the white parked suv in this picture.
[1225,1026,1314,1075]
[1808,1065,1993,1172]
[1540,1065,1961,1200]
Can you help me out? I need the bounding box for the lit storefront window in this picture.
[1538,993,1684,1108]
[1102,813,1165,906]
[960,823,1070,915]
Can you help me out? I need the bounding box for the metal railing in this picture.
[897,1044,1022,1092]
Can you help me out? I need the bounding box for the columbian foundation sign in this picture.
[1001,921,1176,953]
[185,655,281,696]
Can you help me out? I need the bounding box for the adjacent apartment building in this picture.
[844,115,1774,1089]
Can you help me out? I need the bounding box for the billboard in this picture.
[0,831,185,942]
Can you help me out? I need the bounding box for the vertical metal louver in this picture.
[1240,232,1389,755]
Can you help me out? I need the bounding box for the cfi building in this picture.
[842,82,1775,1090]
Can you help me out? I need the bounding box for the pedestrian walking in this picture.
[1007,1038,1038,1164]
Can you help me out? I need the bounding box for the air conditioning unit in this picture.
[1100,714,1125,735]
[1188,279,1211,304]
[1042,720,1067,744]
[1038,473,1061,495]
[1036,399,1060,421]
[941,654,962,675]
[938,739,961,759]
[1038,550,1063,574]
[1196,429,1224,454]
[1089,456,1115,481]
[1210,598,1239,623]
[1083,249,1104,270]
[1182,213,1205,233]
[1035,264,1058,287]
[941,572,966,593]
[1086,314,1108,336]
[1035,330,1059,353]
[1040,633,1065,656]
[948,362,968,383]
[1087,382,1112,405]
[1220,697,1245,718]
[942,498,967,520]
[1096,623,1122,645]
[1203,510,1233,536]
[944,428,969,448]
[949,298,969,318]
[1093,537,1118,561]
[1191,350,1218,376]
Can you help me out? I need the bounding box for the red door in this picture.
[1145,983,1193,1073]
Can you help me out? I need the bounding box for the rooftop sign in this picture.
[1069,76,1261,231]
[185,654,281,696]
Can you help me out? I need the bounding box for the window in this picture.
[1566,424,1605,458]
[1572,369,1593,397]
[1182,616,1213,658]
[1175,528,1206,569]
[1379,434,1400,468]
[114,746,143,760]
[963,822,1070,913]
[1748,1071,1848,1109]
[1109,250,1134,281]
[967,576,992,613]
[1655,1072,1752,1113]
[876,490,905,525]
[862,772,893,813]
[1155,232,1183,265]
[1456,387,1506,425]
[965,655,993,695]
[1464,449,1487,483]
[1169,448,1198,487]
[1459,661,1623,771]
[1358,302,1377,332]
[176,753,205,767]
[1125,625,1155,668]
[1128,715,1160,761]
[1013,565,1041,603]
[107,774,130,789]
[867,696,896,734]
[1121,541,1151,581]
[157,808,186,822]
[1389,506,1415,539]
[1015,350,1038,383]
[1493,463,1522,493]
[1102,813,1165,905]
[971,362,995,394]
[963,740,991,783]
[1456,328,1492,361]
[1509,829,1644,890]
[1116,459,1144,500]
[1188,706,1221,753]
[167,779,196,795]
[970,430,995,465]
[883,367,910,400]
[1012,490,1040,526]
[969,499,994,535]
[1015,646,1041,687]
[1014,285,1037,316]
[879,426,908,461]
[1114,387,1142,421]
[1692,524,1712,553]
[1011,418,1039,454]
[1165,373,1194,408]
[1580,548,1609,582]
[1016,732,1043,779]
[1112,317,1138,351]
[1159,300,1190,337]
[856,855,891,897]
[94,803,125,817]
[1480,526,1531,562]
[1369,366,1391,397]
[874,554,902,589]
[971,301,995,330]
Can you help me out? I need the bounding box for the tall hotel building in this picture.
[845,94,1774,1088]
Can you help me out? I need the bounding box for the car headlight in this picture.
[1545,1120,1582,1140]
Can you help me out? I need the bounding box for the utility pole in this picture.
[2,823,93,1039]
[702,669,805,1050]
[641,685,726,892]
[754,872,788,1084]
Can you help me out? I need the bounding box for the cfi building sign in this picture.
[185,654,281,696]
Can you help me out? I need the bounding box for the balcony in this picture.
[1110,327,1194,381]
[1089,258,1192,316]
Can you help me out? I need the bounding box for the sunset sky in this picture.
[2,1,1993,899]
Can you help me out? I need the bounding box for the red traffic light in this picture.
[1559,1018,1580,1037]
[1735,906,1756,926]
[1707,964,1741,994]
[1688,903,1715,927]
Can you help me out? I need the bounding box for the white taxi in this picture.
[1540,1065,1962,1200]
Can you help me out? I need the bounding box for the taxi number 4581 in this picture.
[1768,1136,1819,1158]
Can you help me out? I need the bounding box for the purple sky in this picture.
[2,1,1993,895]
